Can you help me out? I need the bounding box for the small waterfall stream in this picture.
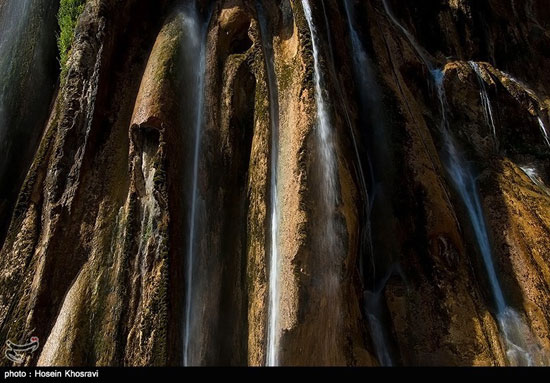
[382,0,545,366]
[537,117,550,148]
[0,0,33,144]
[300,0,343,363]
[0,0,33,189]
[381,0,433,72]
[0,0,59,243]
[520,165,550,194]
[498,72,550,149]
[321,0,373,279]
[182,2,209,367]
[469,61,498,148]
[320,0,369,202]
[432,70,508,313]
[256,0,282,367]
[342,0,394,366]
[301,0,338,212]
[435,68,546,367]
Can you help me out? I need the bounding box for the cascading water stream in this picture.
[0,0,59,244]
[0,0,33,204]
[435,67,545,368]
[537,117,550,148]
[433,70,507,313]
[363,266,404,366]
[520,165,550,194]
[342,0,393,366]
[182,2,209,367]
[0,0,32,148]
[300,1,346,363]
[301,0,338,233]
[363,291,393,366]
[469,62,498,148]
[320,0,370,200]
[256,1,281,367]
[382,0,545,365]
[320,0,374,281]
[496,72,550,149]
[380,0,433,72]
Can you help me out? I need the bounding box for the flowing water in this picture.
[433,70,507,312]
[537,117,550,148]
[320,0,368,200]
[497,71,550,149]
[256,0,282,367]
[0,0,59,243]
[491,70,550,149]
[182,2,209,366]
[342,0,394,366]
[435,68,542,367]
[381,0,433,72]
[301,0,337,211]
[520,165,549,194]
[0,0,33,211]
[0,0,33,145]
[363,265,404,367]
[364,294,393,366]
[383,0,544,365]
[469,61,498,147]
[301,0,343,363]
[321,0,373,277]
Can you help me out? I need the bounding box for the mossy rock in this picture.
[58,0,86,78]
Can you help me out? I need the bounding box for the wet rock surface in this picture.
[0,0,549,366]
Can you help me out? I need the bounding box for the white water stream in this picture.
[382,0,545,365]
[256,0,282,367]
[182,2,209,366]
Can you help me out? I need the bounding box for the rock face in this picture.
[0,0,549,367]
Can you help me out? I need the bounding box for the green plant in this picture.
[57,0,86,76]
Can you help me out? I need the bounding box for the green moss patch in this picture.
[57,0,86,76]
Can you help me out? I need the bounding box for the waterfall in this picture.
[300,0,343,363]
[363,268,399,367]
[321,0,373,276]
[381,0,433,71]
[182,2,209,366]
[492,70,549,149]
[0,0,32,140]
[520,165,549,194]
[320,0,368,200]
[342,0,394,366]
[433,71,508,312]
[496,71,550,149]
[256,1,281,367]
[0,0,33,190]
[383,0,545,366]
[435,63,543,368]
[364,297,393,366]
[0,0,59,243]
[301,0,337,211]
[537,117,550,148]
[469,62,498,148]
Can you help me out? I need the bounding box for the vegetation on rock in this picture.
[57,0,86,76]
